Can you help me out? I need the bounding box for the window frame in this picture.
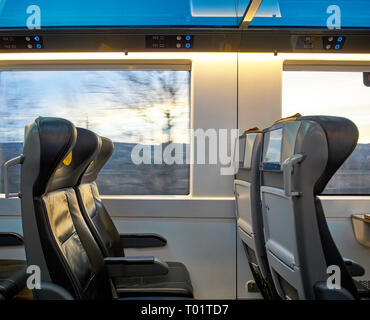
[0,60,193,197]
[282,62,370,196]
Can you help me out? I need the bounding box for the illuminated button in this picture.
[337,36,343,42]
[328,36,334,42]
[334,44,341,50]
[176,35,182,41]
[176,43,181,48]
[27,44,33,49]
[25,36,31,41]
[34,36,40,41]
[326,44,331,50]
[185,35,191,41]
[36,43,42,49]
[185,43,191,48]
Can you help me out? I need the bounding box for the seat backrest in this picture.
[260,115,359,300]
[234,128,268,274]
[76,136,123,257]
[20,117,113,299]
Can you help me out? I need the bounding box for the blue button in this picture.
[334,44,341,50]
[337,36,343,42]
[34,36,40,41]
[185,43,191,48]
[36,44,42,49]
[185,35,191,41]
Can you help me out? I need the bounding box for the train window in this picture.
[0,69,190,195]
[283,70,370,195]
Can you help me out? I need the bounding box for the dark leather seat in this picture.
[20,117,193,300]
[75,136,193,297]
[114,262,193,297]
[0,260,27,299]
[21,117,117,299]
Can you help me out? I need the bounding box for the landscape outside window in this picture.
[283,71,370,194]
[0,70,190,195]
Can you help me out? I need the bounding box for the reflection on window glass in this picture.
[251,0,370,28]
[0,70,190,195]
[283,71,370,194]
[0,0,250,28]
[263,129,282,171]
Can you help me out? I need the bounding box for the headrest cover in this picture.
[274,113,302,124]
[26,117,77,196]
[49,126,102,193]
[81,136,114,184]
[244,126,260,133]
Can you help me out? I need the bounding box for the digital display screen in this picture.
[238,135,246,167]
[236,133,257,170]
[243,133,257,169]
[262,128,283,171]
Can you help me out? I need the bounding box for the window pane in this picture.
[0,70,190,195]
[283,71,370,194]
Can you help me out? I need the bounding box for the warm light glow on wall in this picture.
[0,51,369,63]
[0,52,237,61]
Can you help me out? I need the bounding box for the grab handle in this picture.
[3,155,24,198]
[282,153,304,197]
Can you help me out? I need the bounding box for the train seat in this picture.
[74,134,193,297]
[234,127,278,299]
[260,115,366,299]
[20,117,193,299]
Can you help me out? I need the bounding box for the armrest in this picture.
[119,233,167,248]
[34,282,74,300]
[314,281,355,300]
[343,258,365,277]
[0,233,24,246]
[104,256,169,278]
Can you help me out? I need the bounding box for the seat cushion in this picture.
[0,260,27,299]
[114,262,193,298]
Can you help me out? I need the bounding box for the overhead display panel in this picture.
[0,0,250,28]
[251,0,370,28]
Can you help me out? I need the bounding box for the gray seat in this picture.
[234,128,279,299]
[260,114,365,300]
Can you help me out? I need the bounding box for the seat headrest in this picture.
[24,118,102,196]
[264,115,358,194]
[81,136,114,184]
[46,126,101,193]
[25,117,77,196]
[300,116,359,194]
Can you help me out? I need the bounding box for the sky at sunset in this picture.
[0,70,190,144]
[283,71,370,143]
